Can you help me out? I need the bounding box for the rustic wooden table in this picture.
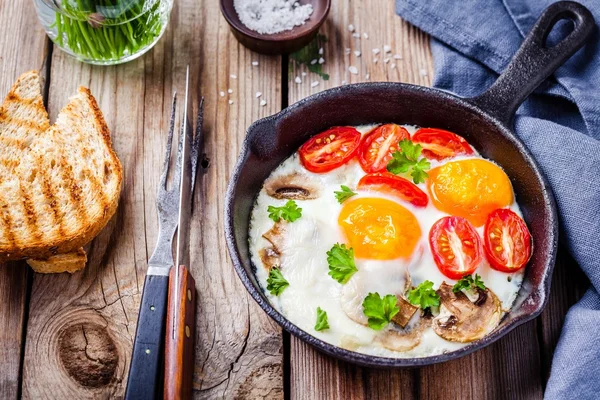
[0,0,590,399]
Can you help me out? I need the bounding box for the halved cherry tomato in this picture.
[299,126,361,173]
[357,124,410,173]
[412,128,473,161]
[429,216,483,279]
[484,209,532,272]
[357,172,428,207]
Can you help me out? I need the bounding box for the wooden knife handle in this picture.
[164,265,196,400]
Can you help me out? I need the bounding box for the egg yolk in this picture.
[427,159,514,227]
[338,198,421,260]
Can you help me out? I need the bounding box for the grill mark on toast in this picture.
[17,180,43,241]
[83,167,109,212]
[0,114,48,133]
[0,197,16,248]
[58,155,88,228]
[38,158,66,238]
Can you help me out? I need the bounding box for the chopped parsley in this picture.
[386,139,431,184]
[314,307,330,331]
[362,292,400,330]
[408,280,440,310]
[266,267,289,296]
[334,185,357,204]
[453,274,487,293]
[267,200,302,223]
[326,243,358,284]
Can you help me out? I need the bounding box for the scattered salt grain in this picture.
[352,33,361,38]
[354,51,361,57]
[295,76,302,84]
[348,24,355,32]
[393,54,402,60]
[311,81,319,87]
[301,72,307,77]
[229,100,234,105]
[260,99,267,106]
[220,91,225,97]
[256,91,262,98]
[318,47,324,55]
[318,57,325,64]
[311,59,318,65]
[384,58,390,64]
[252,61,259,66]
[230,74,237,79]
[234,0,314,35]
[341,80,347,85]
[373,58,378,63]
[227,88,233,94]
[372,48,380,55]
[345,48,351,55]
[420,68,428,76]
[363,33,369,39]
[383,45,391,53]
[365,73,370,80]
[348,66,358,75]
[391,63,396,69]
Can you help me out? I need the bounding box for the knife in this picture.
[125,66,201,400]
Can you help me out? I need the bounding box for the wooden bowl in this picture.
[220,0,331,55]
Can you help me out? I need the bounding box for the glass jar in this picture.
[34,0,173,65]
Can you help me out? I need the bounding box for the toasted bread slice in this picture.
[0,72,122,268]
[26,247,87,273]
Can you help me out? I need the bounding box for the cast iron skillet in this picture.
[225,1,595,367]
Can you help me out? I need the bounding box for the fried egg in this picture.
[248,124,526,358]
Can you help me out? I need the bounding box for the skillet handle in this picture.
[469,1,594,126]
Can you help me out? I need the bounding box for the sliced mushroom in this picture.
[392,296,419,328]
[264,173,321,200]
[432,282,501,343]
[376,314,431,352]
[262,221,286,250]
[258,247,280,270]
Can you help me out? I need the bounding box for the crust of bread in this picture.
[27,247,87,274]
[0,72,122,264]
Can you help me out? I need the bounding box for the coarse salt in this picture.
[318,47,324,55]
[230,74,237,79]
[311,59,318,65]
[352,33,360,38]
[341,80,347,85]
[354,51,361,57]
[373,58,378,63]
[345,48,351,55]
[220,91,225,97]
[260,99,267,106]
[383,45,391,53]
[295,76,302,84]
[234,0,313,35]
[365,73,370,80]
[229,100,234,105]
[301,72,307,77]
[256,91,262,98]
[384,58,390,64]
[228,88,233,93]
[393,54,402,60]
[420,68,428,76]
[318,57,325,64]
[348,24,355,32]
[311,81,319,87]
[363,33,369,39]
[391,63,396,69]
[348,66,358,74]
[252,61,259,66]
[372,48,380,55]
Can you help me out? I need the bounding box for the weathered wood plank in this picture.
[287,0,432,398]
[0,1,48,399]
[20,1,283,398]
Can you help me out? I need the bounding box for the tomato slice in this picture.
[429,216,483,279]
[412,128,473,161]
[357,172,428,207]
[357,124,410,173]
[484,209,532,272]
[299,126,361,173]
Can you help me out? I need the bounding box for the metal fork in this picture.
[126,66,203,400]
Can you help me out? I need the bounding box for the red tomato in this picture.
[412,128,473,161]
[357,124,410,173]
[357,172,428,207]
[429,216,483,279]
[484,209,532,272]
[299,127,361,173]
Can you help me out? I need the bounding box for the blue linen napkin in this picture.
[394,0,600,397]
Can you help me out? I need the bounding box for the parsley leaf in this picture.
[408,280,441,310]
[386,139,431,184]
[266,267,289,296]
[362,292,400,330]
[334,185,357,204]
[453,274,487,293]
[267,200,302,223]
[314,307,330,331]
[327,243,358,284]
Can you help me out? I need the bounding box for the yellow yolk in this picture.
[338,198,421,260]
[427,159,514,227]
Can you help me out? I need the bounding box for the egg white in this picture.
[248,125,526,358]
